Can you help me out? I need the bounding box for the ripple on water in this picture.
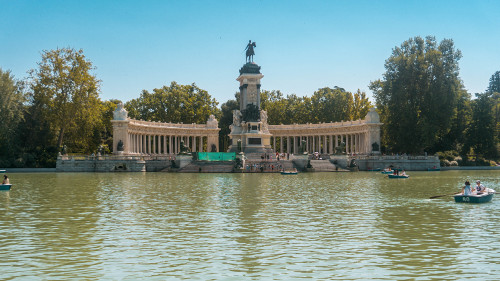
[1,172,500,280]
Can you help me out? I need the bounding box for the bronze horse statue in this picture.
[245,40,256,63]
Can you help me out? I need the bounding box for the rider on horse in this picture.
[245,40,256,63]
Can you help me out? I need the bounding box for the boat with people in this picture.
[1,171,12,190]
[454,188,495,203]
[381,168,393,174]
[388,174,409,179]
[427,166,440,171]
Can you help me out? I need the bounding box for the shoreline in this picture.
[2,166,500,173]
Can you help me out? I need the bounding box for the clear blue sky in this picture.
[1,0,499,105]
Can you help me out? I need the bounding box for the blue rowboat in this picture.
[427,168,440,171]
[0,184,12,191]
[0,170,6,173]
[388,174,409,179]
[381,170,393,174]
[281,171,298,175]
[454,191,495,203]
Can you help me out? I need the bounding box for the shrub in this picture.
[440,159,451,167]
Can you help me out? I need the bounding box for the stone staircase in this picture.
[280,160,295,171]
[309,160,342,172]
[176,161,235,173]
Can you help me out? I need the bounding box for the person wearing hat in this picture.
[475,180,486,194]
[461,180,472,195]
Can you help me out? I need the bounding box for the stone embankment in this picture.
[50,153,445,172]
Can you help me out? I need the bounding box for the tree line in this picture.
[1,37,499,168]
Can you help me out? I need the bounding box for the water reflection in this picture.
[0,171,499,279]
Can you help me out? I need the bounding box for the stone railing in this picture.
[268,119,366,130]
[354,155,438,160]
[58,154,178,161]
[129,119,209,129]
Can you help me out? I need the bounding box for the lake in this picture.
[1,171,499,280]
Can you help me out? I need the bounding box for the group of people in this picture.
[461,180,487,195]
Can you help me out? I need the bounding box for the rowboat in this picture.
[388,174,409,179]
[381,169,393,174]
[454,189,495,203]
[0,184,12,191]
[281,170,298,175]
[427,167,440,171]
[0,170,5,173]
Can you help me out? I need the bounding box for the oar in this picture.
[430,192,460,199]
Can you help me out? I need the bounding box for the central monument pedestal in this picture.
[228,62,272,154]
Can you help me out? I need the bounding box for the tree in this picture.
[487,71,500,143]
[28,48,101,150]
[487,71,500,93]
[0,69,25,166]
[351,89,371,120]
[370,36,463,154]
[125,82,219,124]
[219,95,239,151]
[465,93,498,159]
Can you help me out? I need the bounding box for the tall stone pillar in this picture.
[111,103,130,155]
[228,58,272,154]
[364,108,382,154]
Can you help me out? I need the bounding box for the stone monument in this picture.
[228,41,273,154]
[112,103,129,155]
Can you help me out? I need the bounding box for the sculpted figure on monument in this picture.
[207,114,218,128]
[260,110,268,130]
[232,110,242,126]
[113,102,128,120]
[117,140,124,151]
[245,40,256,63]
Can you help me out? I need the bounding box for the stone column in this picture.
[344,134,350,154]
[168,135,171,154]
[140,134,144,154]
[324,135,327,154]
[152,135,155,154]
[350,134,354,154]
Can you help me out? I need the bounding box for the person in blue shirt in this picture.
[461,180,472,195]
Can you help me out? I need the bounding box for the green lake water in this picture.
[1,171,499,280]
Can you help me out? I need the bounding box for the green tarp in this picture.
[196,152,236,161]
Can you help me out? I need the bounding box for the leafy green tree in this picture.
[464,93,498,159]
[487,71,500,143]
[0,69,25,166]
[370,36,463,154]
[311,87,352,123]
[351,89,371,120]
[261,90,287,124]
[437,91,471,153]
[125,82,219,124]
[284,94,313,124]
[27,48,101,151]
[487,71,500,93]
[218,96,239,151]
